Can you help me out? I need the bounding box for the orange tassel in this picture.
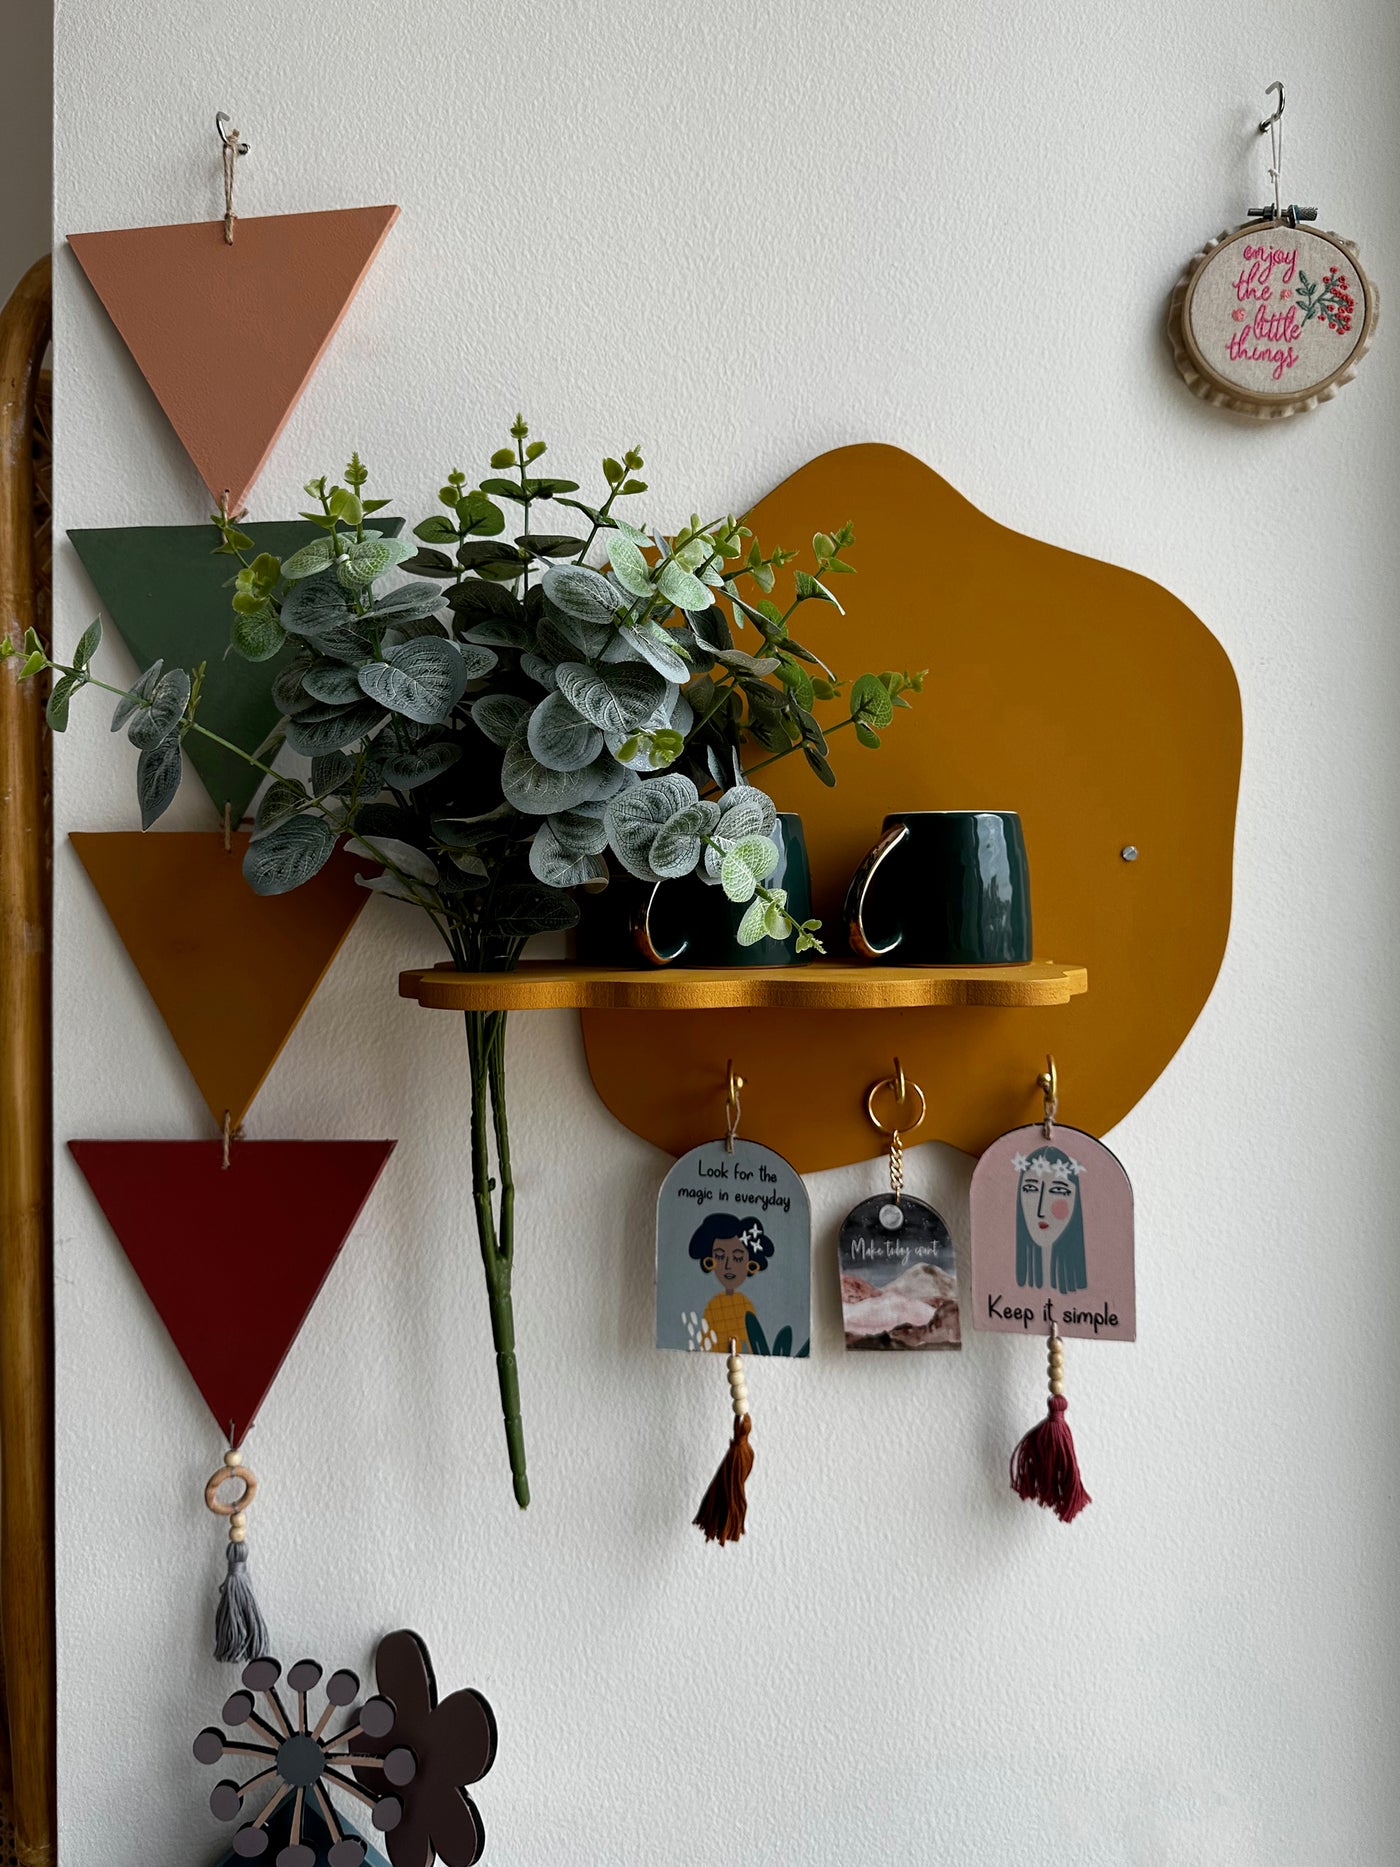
[694,1342,753,1545]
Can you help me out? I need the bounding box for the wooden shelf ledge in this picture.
[398,958,1088,1013]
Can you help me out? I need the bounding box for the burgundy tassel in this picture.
[694,1343,753,1545]
[1010,1330,1090,1524]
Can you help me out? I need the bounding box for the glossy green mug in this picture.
[579,813,814,968]
[844,810,1032,964]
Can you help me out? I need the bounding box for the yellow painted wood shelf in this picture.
[398,958,1088,1013]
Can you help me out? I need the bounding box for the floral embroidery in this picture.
[1296,264,1355,334]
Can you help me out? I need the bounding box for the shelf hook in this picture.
[724,1061,745,1154]
[1037,1054,1058,1137]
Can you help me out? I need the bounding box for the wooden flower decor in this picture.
[195,1631,497,1867]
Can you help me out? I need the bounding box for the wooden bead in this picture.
[230,1511,247,1530]
[229,1526,246,1544]
[1050,1380,1066,1397]
[225,1449,243,1467]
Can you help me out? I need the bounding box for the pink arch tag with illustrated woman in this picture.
[970,1064,1134,1521]
[970,1125,1134,1342]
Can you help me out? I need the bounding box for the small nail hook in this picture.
[1258,80,1284,133]
[215,111,249,156]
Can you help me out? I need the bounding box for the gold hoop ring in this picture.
[865,1063,926,1137]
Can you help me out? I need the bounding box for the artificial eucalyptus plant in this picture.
[9,418,923,1506]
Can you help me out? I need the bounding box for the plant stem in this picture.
[743,714,856,780]
[465,1006,528,1508]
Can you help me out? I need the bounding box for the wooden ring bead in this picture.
[205,1463,258,1517]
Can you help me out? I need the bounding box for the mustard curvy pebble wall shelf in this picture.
[399,959,1088,1014]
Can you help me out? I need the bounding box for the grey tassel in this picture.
[214,1540,269,1664]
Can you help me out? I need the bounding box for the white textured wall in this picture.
[51,4,1400,1863]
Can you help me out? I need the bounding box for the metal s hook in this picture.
[1037,1054,1058,1137]
[215,111,249,156]
[1258,80,1285,133]
[724,1061,745,1153]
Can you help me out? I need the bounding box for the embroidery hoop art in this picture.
[1168,220,1378,420]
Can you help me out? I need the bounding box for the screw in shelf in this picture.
[1121,845,1139,862]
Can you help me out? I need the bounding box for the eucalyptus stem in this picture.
[465,1004,528,1509]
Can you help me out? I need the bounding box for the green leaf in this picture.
[542,564,626,627]
[850,671,895,728]
[231,607,287,662]
[458,490,507,537]
[719,834,779,902]
[736,897,769,946]
[244,813,336,894]
[517,534,586,560]
[45,671,83,731]
[657,560,713,610]
[802,743,836,786]
[649,799,722,879]
[111,661,164,732]
[528,822,608,890]
[555,660,669,734]
[399,547,458,578]
[358,638,475,725]
[414,514,460,544]
[793,569,844,613]
[526,690,604,772]
[489,448,516,469]
[606,534,653,597]
[604,773,699,881]
[303,661,366,706]
[251,779,310,841]
[853,720,882,749]
[344,833,438,885]
[282,700,385,757]
[494,882,581,937]
[327,487,362,525]
[127,669,191,750]
[500,738,601,815]
[337,536,415,589]
[74,618,103,669]
[136,736,183,829]
[544,806,610,857]
[370,582,446,624]
[280,536,337,581]
[470,692,533,748]
[624,621,690,683]
[778,661,815,709]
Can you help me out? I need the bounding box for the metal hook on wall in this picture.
[724,1061,745,1153]
[1249,81,1316,225]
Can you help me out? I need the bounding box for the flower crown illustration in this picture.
[1012,1152,1086,1179]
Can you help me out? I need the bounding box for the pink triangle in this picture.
[70,1139,394,1443]
[67,206,398,513]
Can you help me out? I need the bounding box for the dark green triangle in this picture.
[69,518,404,826]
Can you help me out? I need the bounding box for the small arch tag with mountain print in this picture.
[656,1139,811,1357]
[838,1195,961,1350]
[970,1125,1135,1341]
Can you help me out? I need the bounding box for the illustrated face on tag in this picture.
[838,1195,961,1350]
[971,1125,1134,1341]
[656,1139,811,1357]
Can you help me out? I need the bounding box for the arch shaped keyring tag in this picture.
[837,1060,962,1351]
[970,1057,1136,1523]
[656,1063,812,1544]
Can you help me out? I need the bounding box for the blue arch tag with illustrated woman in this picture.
[656,1138,811,1358]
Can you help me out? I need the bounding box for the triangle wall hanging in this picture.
[70,1137,394,1663]
[71,830,369,1133]
[67,205,399,514]
[68,517,403,827]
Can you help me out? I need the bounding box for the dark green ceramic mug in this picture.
[844,810,1032,964]
[579,813,814,968]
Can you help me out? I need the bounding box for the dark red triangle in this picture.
[69,1139,394,1443]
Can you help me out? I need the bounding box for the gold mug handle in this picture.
[631,883,689,967]
[846,822,909,959]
